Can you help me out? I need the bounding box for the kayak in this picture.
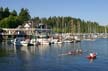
[87,53,96,59]
[87,55,96,59]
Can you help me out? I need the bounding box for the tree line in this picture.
[32,16,107,33]
[0,7,31,28]
[0,7,107,33]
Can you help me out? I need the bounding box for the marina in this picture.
[1,0,108,71]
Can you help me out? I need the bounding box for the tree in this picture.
[33,17,40,24]
[0,7,3,20]
[4,7,10,18]
[0,7,3,11]
[0,15,22,28]
[32,16,103,33]
[11,10,17,16]
[19,8,31,22]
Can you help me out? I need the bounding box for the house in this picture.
[35,23,52,34]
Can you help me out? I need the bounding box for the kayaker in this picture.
[90,53,94,57]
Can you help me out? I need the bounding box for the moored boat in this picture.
[11,37,29,46]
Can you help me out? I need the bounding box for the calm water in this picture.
[0,38,108,71]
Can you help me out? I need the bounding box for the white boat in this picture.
[37,38,49,45]
[54,40,63,44]
[11,37,29,46]
[20,41,29,46]
[50,38,62,44]
[29,38,40,46]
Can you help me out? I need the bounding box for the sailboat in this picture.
[50,17,63,44]
[83,23,96,41]
[103,26,107,38]
[63,20,74,43]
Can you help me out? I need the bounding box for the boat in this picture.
[11,37,29,46]
[87,53,96,59]
[37,38,49,45]
[35,23,54,45]
[63,37,73,43]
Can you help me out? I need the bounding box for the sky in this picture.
[0,0,108,25]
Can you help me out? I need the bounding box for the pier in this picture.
[0,28,35,40]
[2,28,35,36]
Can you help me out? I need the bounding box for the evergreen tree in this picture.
[19,8,31,22]
[4,7,10,18]
[11,10,17,16]
[0,7,3,20]
[33,17,40,24]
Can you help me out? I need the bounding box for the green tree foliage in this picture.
[19,8,31,22]
[11,10,17,16]
[41,17,48,24]
[0,7,3,20]
[32,17,40,24]
[0,15,22,28]
[0,7,31,28]
[3,7,10,18]
[32,16,107,33]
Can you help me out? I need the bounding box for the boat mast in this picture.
[104,26,107,38]
[77,20,80,40]
[70,20,73,34]
[70,19,74,39]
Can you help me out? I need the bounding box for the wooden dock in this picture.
[0,28,107,40]
[2,28,35,35]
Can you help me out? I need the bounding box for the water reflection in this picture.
[88,58,96,63]
[0,48,8,57]
[0,42,16,57]
[2,39,108,71]
[0,41,85,61]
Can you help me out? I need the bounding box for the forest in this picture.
[0,7,107,33]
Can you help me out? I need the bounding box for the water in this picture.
[0,38,108,71]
